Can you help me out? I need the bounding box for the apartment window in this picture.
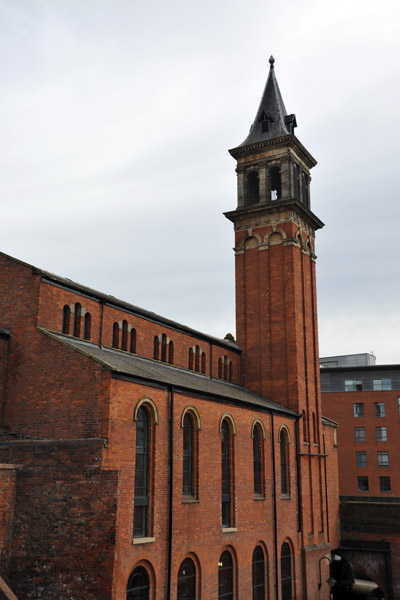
[380,476,391,492]
[281,542,293,600]
[346,380,363,392]
[280,429,290,496]
[376,427,387,442]
[356,451,367,467]
[126,566,149,600]
[373,378,392,391]
[377,451,389,467]
[357,476,369,492]
[355,427,366,442]
[218,551,234,600]
[133,406,149,538]
[221,420,232,528]
[252,545,265,600]
[182,414,194,496]
[177,558,196,600]
[374,403,386,418]
[353,403,364,418]
[253,424,263,496]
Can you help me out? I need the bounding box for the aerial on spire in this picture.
[231,55,297,150]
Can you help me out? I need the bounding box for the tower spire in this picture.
[234,55,297,149]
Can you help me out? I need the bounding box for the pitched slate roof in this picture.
[43,329,296,417]
[231,56,297,150]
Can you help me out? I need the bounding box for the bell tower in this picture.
[225,56,324,418]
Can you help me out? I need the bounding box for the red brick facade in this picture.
[0,59,339,600]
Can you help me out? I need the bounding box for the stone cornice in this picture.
[228,135,317,169]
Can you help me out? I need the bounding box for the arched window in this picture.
[161,334,167,362]
[153,336,159,360]
[113,322,120,349]
[293,163,299,199]
[253,425,263,496]
[168,341,174,364]
[223,358,228,381]
[252,545,265,600]
[73,303,81,337]
[301,173,308,207]
[122,320,128,351]
[84,312,91,340]
[195,346,200,372]
[183,413,194,496]
[134,406,149,538]
[221,420,232,528]
[218,550,233,600]
[130,328,137,354]
[228,361,233,382]
[280,429,290,496]
[177,558,196,600]
[201,352,206,374]
[126,565,149,600]
[270,167,281,200]
[281,542,292,600]
[62,305,71,334]
[246,171,260,206]
[302,410,307,443]
[218,358,223,379]
[188,348,194,370]
[312,412,317,444]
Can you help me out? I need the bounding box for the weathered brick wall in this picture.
[2,440,118,600]
[0,465,19,575]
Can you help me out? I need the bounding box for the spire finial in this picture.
[269,55,275,69]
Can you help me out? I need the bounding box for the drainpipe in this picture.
[167,386,174,600]
[294,414,303,533]
[271,411,279,599]
[322,434,330,543]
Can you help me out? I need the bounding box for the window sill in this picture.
[303,441,310,446]
[253,494,266,501]
[280,494,291,500]
[132,537,155,545]
[182,496,199,504]
[221,527,237,534]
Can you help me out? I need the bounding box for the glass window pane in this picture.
[218,551,233,600]
[126,566,149,600]
[177,558,196,600]
[281,542,292,600]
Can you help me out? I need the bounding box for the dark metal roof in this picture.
[0,250,239,352]
[42,329,296,417]
[231,56,296,150]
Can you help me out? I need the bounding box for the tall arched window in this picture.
[221,420,232,528]
[126,565,149,600]
[253,425,263,496]
[223,358,228,381]
[153,336,159,360]
[246,171,260,206]
[302,410,307,443]
[280,429,290,496]
[228,362,233,382]
[168,341,174,364]
[134,406,149,538]
[195,346,200,372]
[293,163,299,199]
[73,303,81,337]
[312,412,317,444]
[177,557,196,600]
[188,348,194,370]
[130,328,137,354]
[252,545,265,600]
[183,413,194,496]
[218,550,233,600]
[113,322,120,349]
[281,542,292,600]
[218,358,223,379]
[161,334,167,362]
[84,312,91,340]
[62,305,71,334]
[270,166,281,200]
[122,320,128,351]
[201,352,206,374]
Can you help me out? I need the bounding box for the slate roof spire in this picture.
[236,55,297,148]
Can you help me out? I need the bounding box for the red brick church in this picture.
[0,58,339,600]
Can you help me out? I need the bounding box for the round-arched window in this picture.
[126,566,149,600]
[218,550,233,600]
[177,557,196,600]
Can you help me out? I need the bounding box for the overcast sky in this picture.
[1,0,399,364]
